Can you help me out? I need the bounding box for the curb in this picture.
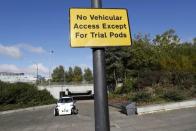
[77,100,94,103]
[137,99,196,115]
[0,100,93,115]
[0,104,55,115]
[1,100,195,115]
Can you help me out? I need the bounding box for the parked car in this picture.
[54,96,78,116]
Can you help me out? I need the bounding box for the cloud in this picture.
[0,64,20,73]
[28,63,49,74]
[0,63,49,75]
[0,43,46,59]
[18,44,46,54]
[0,44,22,59]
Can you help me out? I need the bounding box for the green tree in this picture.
[51,65,65,82]
[153,29,180,46]
[73,66,83,83]
[65,67,74,83]
[105,47,124,87]
[193,37,196,46]
[83,68,93,83]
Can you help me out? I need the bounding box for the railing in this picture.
[38,81,93,86]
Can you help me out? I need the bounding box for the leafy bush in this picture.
[132,91,153,103]
[191,87,196,97]
[136,70,162,89]
[105,29,196,105]
[0,81,56,110]
[162,89,186,102]
[114,86,123,94]
[121,79,134,93]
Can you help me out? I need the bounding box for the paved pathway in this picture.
[0,100,196,131]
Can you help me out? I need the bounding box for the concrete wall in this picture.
[38,84,94,99]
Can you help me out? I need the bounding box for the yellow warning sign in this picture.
[69,8,132,47]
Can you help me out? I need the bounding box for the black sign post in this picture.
[91,0,110,131]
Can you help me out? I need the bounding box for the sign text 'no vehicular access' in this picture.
[69,8,132,47]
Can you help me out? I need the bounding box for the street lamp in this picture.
[30,61,39,84]
[36,63,38,84]
[49,50,54,87]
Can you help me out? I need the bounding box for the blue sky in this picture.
[0,0,196,76]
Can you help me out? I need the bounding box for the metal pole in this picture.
[36,63,38,84]
[92,0,110,131]
[49,50,54,87]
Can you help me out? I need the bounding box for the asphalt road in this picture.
[0,100,196,131]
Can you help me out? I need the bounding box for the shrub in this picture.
[120,79,135,94]
[189,86,196,97]
[162,89,186,102]
[114,86,123,94]
[132,91,153,103]
[0,81,56,107]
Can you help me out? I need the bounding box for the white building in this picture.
[0,72,37,83]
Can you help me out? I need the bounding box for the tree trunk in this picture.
[113,69,118,88]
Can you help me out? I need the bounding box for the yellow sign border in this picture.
[69,8,132,48]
